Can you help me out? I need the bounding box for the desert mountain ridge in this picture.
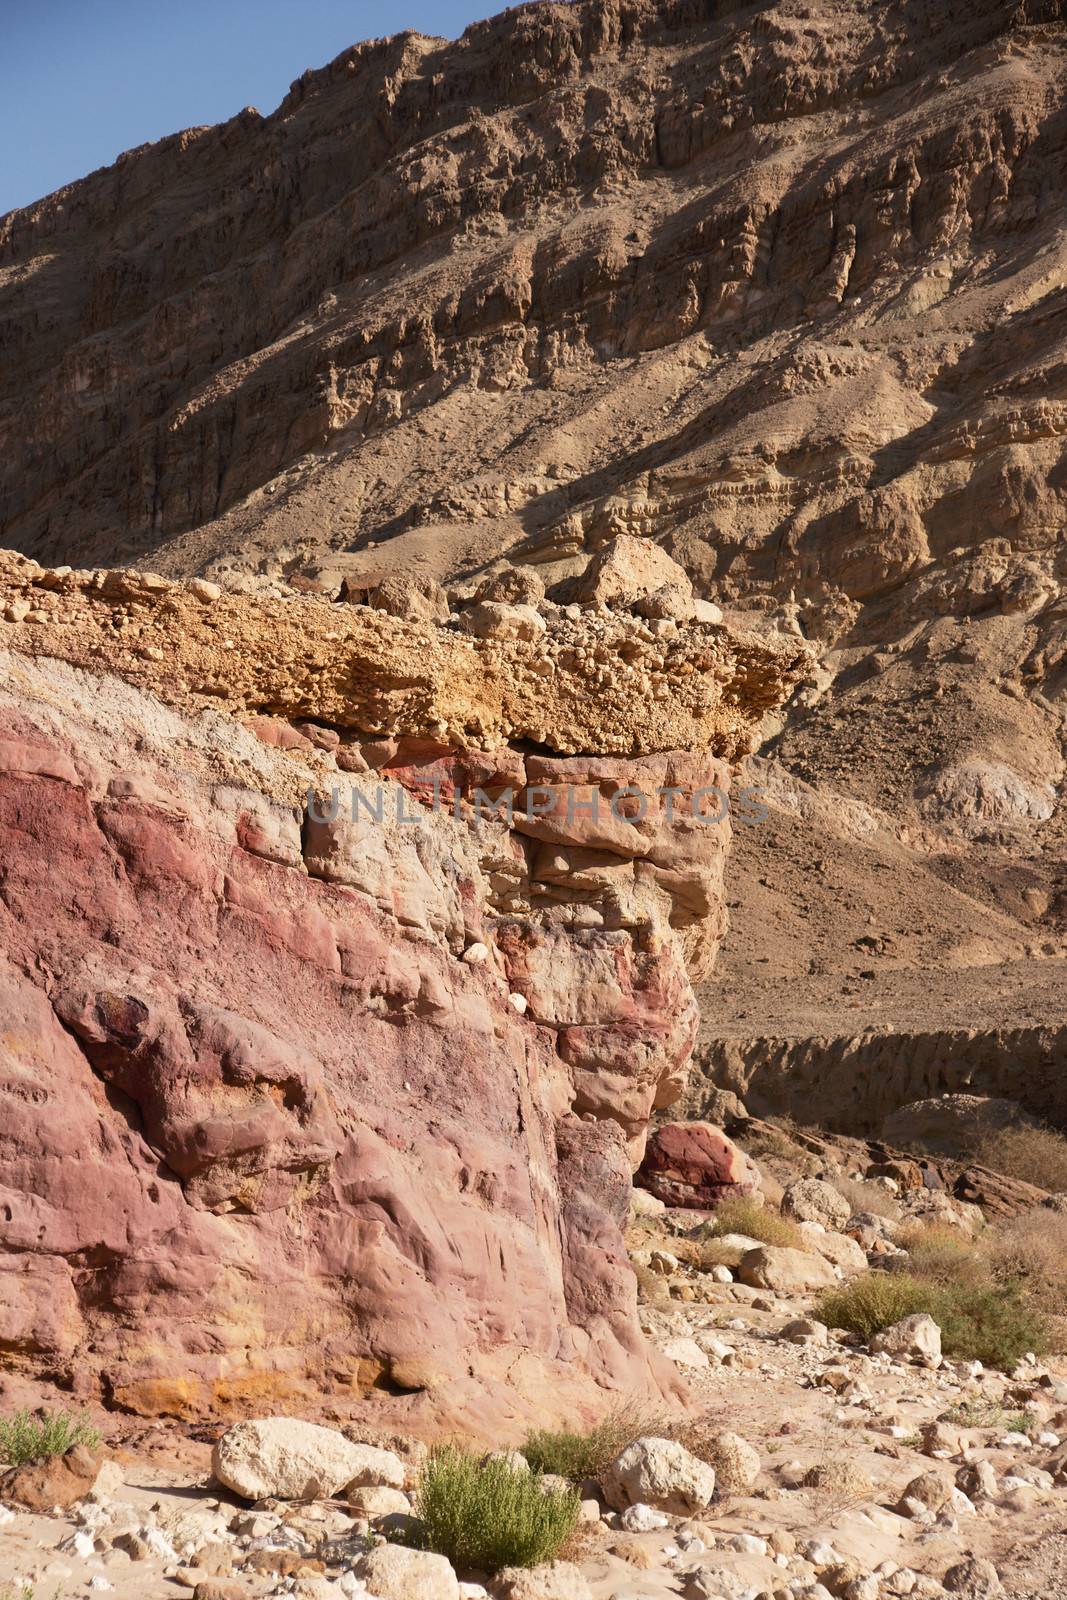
[1,0,1064,1042]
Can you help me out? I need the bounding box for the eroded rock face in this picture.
[0,676,682,1428]
[0,542,792,1428]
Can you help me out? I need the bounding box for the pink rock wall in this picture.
[0,669,727,1431]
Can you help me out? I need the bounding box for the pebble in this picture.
[620,1502,670,1532]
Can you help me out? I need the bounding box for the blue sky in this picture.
[1,1,501,215]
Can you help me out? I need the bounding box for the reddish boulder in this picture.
[638,1122,760,1210]
[0,1443,103,1511]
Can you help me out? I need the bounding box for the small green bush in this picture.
[817,1270,1048,1370]
[933,1280,1048,1369]
[0,1410,100,1466]
[816,1271,932,1340]
[943,1398,1034,1432]
[702,1196,805,1251]
[523,1405,663,1482]
[407,1445,579,1572]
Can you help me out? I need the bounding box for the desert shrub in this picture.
[831,1175,902,1222]
[817,1268,1048,1369]
[703,1196,805,1251]
[0,1410,100,1466]
[972,1125,1067,1194]
[933,1280,1048,1368]
[407,1445,579,1572]
[943,1398,1034,1432]
[817,1271,933,1340]
[898,1223,983,1285]
[986,1211,1067,1318]
[523,1405,664,1482]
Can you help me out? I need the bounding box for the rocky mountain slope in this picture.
[1,0,1065,1096]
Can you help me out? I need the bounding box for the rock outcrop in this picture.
[0,555,793,1428]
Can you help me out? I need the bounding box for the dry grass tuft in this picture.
[701,1196,806,1251]
[972,1124,1067,1194]
[831,1175,903,1222]
[986,1210,1067,1319]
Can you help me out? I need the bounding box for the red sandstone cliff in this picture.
[0,555,799,1430]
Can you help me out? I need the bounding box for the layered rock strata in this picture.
[0,557,797,1429]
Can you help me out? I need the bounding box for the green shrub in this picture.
[0,1410,100,1466]
[943,1398,1034,1432]
[702,1196,805,1251]
[933,1280,1048,1369]
[816,1272,932,1340]
[817,1270,1048,1369]
[406,1445,579,1572]
[523,1406,663,1482]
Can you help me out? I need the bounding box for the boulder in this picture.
[458,601,547,641]
[781,1179,851,1231]
[575,536,693,613]
[638,1122,760,1210]
[367,573,451,623]
[492,1562,592,1600]
[0,1442,103,1511]
[871,1313,942,1368]
[601,1437,716,1514]
[881,1095,1039,1158]
[212,1419,404,1501]
[942,1557,1004,1596]
[738,1245,837,1294]
[352,1545,460,1599]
